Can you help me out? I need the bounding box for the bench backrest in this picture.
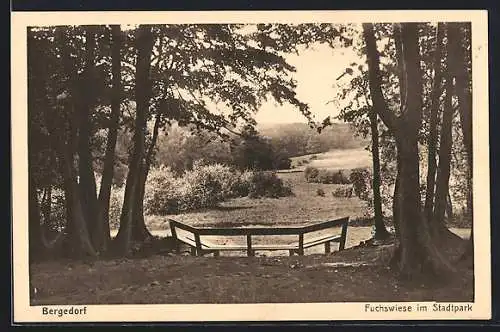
[169,217,349,237]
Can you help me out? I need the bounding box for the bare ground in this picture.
[30,239,473,305]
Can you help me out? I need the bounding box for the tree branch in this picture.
[362,23,398,132]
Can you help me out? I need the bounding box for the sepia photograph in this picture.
[11,10,490,322]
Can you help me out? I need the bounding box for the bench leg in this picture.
[190,247,197,256]
[325,241,331,254]
[289,249,295,256]
[213,251,220,257]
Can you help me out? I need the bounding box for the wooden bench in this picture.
[168,217,349,257]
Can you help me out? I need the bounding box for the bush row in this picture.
[305,166,371,199]
[143,162,293,215]
[304,166,351,184]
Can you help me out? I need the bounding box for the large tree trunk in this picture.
[28,30,49,262]
[424,23,445,224]
[395,133,454,278]
[363,22,455,279]
[29,172,43,262]
[131,113,161,241]
[369,109,390,240]
[131,164,153,241]
[77,26,100,249]
[55,26,97,258]
[60,150,98,258]
[41,186,52,227]
[96,25,122,253]
[55,116,97,258]
[115,25,154,255]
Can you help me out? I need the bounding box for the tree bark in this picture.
[41,186,52,226]
[115,25,154,255]
[77,26,100,249]
[393,23,406,115]
[392,167,401,239]
[29,172,43,262]
[96,25,122,253]
[60,148,98,258]
[433,71,460,241]
[392,23,404,240]
[369,109,390,239]
[363,22,455,279]
[424,23,445,224]
[447,23,474,260]
[55,26,97,258]
[131,113,161,241]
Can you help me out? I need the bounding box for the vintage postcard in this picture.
[11,10,490,323]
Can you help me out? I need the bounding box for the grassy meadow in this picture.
[290,148,372,171]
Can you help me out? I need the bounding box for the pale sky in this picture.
[255,43,362,125]
[122,24,364,126]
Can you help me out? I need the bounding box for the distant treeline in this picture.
[102,121,367,185]
[258,122,367,157]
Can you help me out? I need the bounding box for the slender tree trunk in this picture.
[369,109,390,239]
[448,24,473,170]
[392,168,401,239]
[424,23,445,224]
[448,23,474,260]
[433,71,460,241]
[96,25,123,253]
[393,24,406,113]
[392,23,405,240]
[115,25,154,255]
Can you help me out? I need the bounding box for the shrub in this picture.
[316,188,326,197]
[144,165,181,215]
[349,168,372,200]
[274,156,292,170]
[305,166,350,184]
[144,164,294,215]
[304,166,320,182]
[232,170,253,197]
[179,164,225,210]
[247,171,293,198]
[332,185,354,198]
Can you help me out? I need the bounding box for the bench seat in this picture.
[178,233,343,256]
[179,236,298,251]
